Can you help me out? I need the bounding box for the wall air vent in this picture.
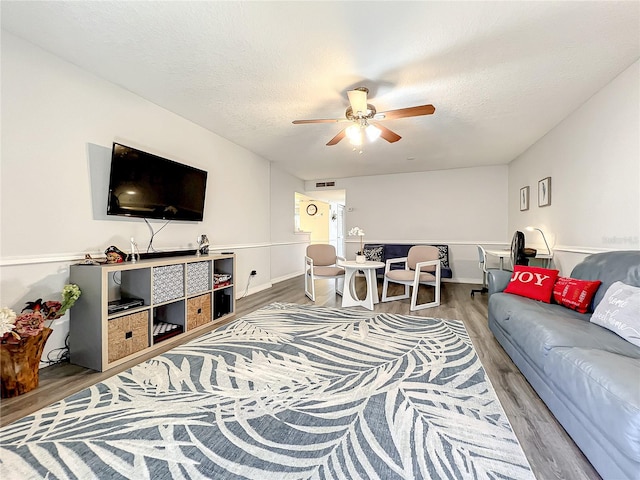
[315,181,336,188]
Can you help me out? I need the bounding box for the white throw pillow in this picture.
[590,281,640,347]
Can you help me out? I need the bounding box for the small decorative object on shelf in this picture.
[197,234,210,256]
[80,254,106,265]
[105,245,126,263]
[0,284,81,398]
[129,237,140,263]
[348,226,367,263]
[214,273,232,288]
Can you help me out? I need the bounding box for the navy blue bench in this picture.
[363,243,453,279]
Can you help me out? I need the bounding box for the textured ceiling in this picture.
[2,1,639,181]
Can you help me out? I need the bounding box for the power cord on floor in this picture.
[40,333,70,367]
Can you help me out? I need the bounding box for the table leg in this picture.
[341,268,360,308]
[367,270,380,305]
[341,268,377,310]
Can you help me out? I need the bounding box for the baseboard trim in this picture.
[271,271,305,284]
[240,282,273,299]
[450,277,481,284]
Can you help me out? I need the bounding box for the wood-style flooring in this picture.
[0,277,600,480]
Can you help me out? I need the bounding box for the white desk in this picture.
[340,260,385,310]
[484,249,511,270]
[485,249,553,269]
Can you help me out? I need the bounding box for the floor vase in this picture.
[1,327,52,398]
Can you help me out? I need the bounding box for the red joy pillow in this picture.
[504,266,559,303]
[553,277,602,313]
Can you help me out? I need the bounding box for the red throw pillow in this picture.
[553,277,602,313]
[504,266,559,303]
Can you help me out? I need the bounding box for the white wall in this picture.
[305,165,510,282]
[508,60,640,274]
[0,33,301,362]
[269,166,309,283]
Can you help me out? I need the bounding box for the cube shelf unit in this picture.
[69,253,235,372]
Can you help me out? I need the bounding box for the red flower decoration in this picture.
[14,312,45,338]
[43,301,62,319]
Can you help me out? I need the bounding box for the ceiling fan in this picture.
[292,87,435,148]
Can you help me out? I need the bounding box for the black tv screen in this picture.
[107,143,207,221]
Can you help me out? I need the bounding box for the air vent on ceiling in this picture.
[315,181,336,188]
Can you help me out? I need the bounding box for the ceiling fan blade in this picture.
[326,129,346,146]
[372,122,401,143]
[378,104,435,120]
[292,118,345,124]
[347,89,368,116]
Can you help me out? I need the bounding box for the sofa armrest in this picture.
[488,269,512,295]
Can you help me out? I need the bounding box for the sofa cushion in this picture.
[434,245,450,268]
[591,281,640,347]
[386,269,437,283]
[571,251,640,307]
[363,244,384,262]
[553,277,602,313]
[543,347,640,462]
[489,293,640,371]
[504,266,559,303]
[313,266,344,277]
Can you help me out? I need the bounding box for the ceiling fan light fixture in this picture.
[292,86,434,148]
[366,124,381,142]
[346,124,363,146]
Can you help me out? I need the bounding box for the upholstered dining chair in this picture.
[304,244,345,301]
[381,245,441,310]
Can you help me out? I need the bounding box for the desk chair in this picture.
[471,245,489,297]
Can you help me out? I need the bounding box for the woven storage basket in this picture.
[187,293,212,330]
[108,310,149,363]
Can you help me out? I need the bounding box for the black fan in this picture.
[510,231,537,267]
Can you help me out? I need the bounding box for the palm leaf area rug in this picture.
[1,303,535,480]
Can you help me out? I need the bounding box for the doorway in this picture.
[295,190,346,255]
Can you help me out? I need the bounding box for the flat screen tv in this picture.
[107,143,207,221]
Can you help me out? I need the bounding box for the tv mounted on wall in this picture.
[107,143,207,221]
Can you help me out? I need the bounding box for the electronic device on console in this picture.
[108,297,145,314]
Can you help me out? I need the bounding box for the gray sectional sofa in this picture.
[487,251,640,480]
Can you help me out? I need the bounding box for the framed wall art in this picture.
[538,177,551,207]
[520,186,530,211]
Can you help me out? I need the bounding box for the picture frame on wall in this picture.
[520,186,529,211]
[538,177,551,207]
